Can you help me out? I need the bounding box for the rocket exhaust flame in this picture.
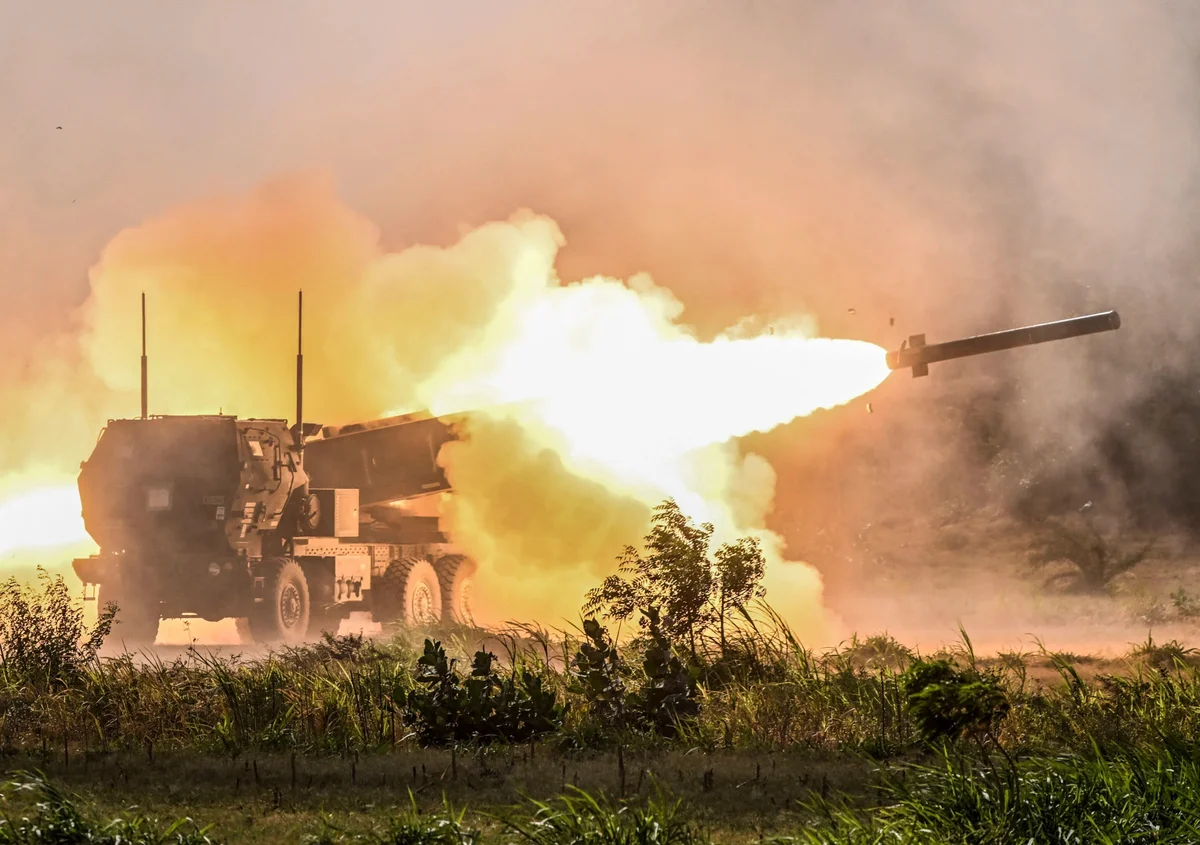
[427,326,889,522]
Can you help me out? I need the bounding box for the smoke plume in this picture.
[4,1,1200,646]
[74,178,883,635]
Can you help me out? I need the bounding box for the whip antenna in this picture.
[296,290,304,458]
[140,292,148,419]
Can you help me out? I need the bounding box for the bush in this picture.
[570,609,700,741]
[0,568,115,688]
[402,639,565,746]
[901,658,1010,753]
[584,499,765,657]
[1029,511,1153,593]
[569,619,630,730]
[631,608,700,737]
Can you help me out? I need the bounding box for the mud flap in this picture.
[72,556,108,586]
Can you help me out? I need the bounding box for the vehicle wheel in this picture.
[433,555,477,625]
[248,558,311,645]
[99,582,160,645]
[373,557,443,627]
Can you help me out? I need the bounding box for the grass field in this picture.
[4,488,1200,843]
[2,601,1200,843]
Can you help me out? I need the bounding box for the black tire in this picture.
[372,557,442,627]
[248,558,311,645]
[433,555,477,625]
[100,582,160,645]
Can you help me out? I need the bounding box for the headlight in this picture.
[207,562,221,576]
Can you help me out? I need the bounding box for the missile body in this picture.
[886,310,1121,377]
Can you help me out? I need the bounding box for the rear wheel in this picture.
[433,555,477,625]
[248,558,310,645]
[373,557,443,627]
[100,582,160,645]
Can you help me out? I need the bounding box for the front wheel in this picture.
[247,558,311,645]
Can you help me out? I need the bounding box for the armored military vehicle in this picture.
[71,294,476,644]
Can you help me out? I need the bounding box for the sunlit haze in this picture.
[0,484,91,557]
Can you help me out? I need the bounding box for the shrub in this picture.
[631,608,700,737]
[0,568,115,688]
[901,658,1010,754]
[402,640,565,746]
[569,618,630,730]
[584,499,765,657]
[1029,511,1153,593]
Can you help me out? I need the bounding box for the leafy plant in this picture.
[0,568,115,688]
[900,659,1010,758]
[584,499,765,657]
[840,633,914,672]
[402,639,565,746]
[631,608,700,737]
[569,619,630,730]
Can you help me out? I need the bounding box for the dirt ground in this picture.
[82,505,1200,661]
[809,500,1200,659]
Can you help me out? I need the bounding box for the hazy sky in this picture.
[9,1,1200,642]
[4,0,1200,478]
[6,1,1193,342]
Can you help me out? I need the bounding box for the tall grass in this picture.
[304,796,478,845]
[1,591,1200,762]
[502,789,702,845]
[800,743,1200,843]
[0,771,216,843]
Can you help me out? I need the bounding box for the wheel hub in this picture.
[411,581,435,625]
[280,583,303,630]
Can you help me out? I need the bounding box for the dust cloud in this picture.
[4,2,1200,648]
